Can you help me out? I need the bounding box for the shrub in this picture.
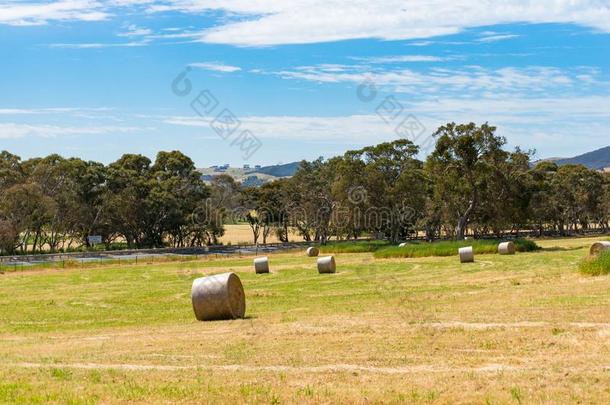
[579,251,610,276]
[373,239,540,259]
[318,240,390,253]
[513,239,540,252]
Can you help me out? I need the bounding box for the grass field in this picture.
[373,239,540,259]
[0,237,609,403]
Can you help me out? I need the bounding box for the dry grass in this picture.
[0,237,609,403]
[219,224,284,245]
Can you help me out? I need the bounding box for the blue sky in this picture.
[1,1,609,167]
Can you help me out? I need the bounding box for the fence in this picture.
[0,241,314,273]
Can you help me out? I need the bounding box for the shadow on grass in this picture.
[541,246,586,252]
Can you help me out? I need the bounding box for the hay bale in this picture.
[191,272,245,321]
[307,247,319,257]
[254,257,270,274]
[459,246,474,263]
[317,256,336,274]
[399,242,407,247]
[498,241,516,255]
[590,241,610,256]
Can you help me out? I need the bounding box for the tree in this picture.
[338,139,427,242]
[426,123,507,240]
[0,220,18,254]
[101,154,152,248]
[0,151,23,193]
[0,183,56,253]
[149,151,209,247]
[242,183,287,244]
[551,164,604,234]
[473,147,533,237]
[285,159,335,244]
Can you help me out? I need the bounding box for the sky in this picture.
[1,1,610,167]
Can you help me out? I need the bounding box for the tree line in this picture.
[1,122,609,254]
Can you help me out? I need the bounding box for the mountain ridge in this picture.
[550,146,610,170]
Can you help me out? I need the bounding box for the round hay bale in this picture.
[590,241,610,256]
[254,257,270,274]
[317,256,336,274]
[459,246,474,263]
[399,242,407,247]
[498,241,516,255]
[191,272,245,321]
[306,247,319,257]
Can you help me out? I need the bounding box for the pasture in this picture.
[0,236,609,403]
[220,224,284,245]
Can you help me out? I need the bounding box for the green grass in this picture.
[374,239,540,259]
[0,254,204,274]
[579,250,610,276]
[318,240,390,253]
[0,236,608,403]
[316,238,540,257]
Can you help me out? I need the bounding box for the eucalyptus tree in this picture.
[341,139,427,242]
[101,154,152,248]
[0,151,23,193]
[149,151,209,247]
[527,161,559,236]
[285,159,335,243]
[551,164,605,233]
[473,147,533,237]
[426,122,508,240]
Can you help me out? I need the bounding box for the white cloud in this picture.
[0,122,144,139]
[0,1,108,26]
[189,62,241,73]
[150,0,610,46]
[407,41,435,47]
[0,107,113,115]
[355,55,450,63]
[477,34,520,43]
[161,92,610,157]
[6,1,610,48]
[163,114,396,143]
[274,65,594,96]
[118,24,153,37]
[0,108,39,115]
[401,95,610,157]
[49,41,150,48]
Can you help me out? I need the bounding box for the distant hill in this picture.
[249,162,301,178]
[553,146,610,170]
[203,146,610,187]
[199,161,301,187]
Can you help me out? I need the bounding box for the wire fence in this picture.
[1,227,608,274]
[0,242,313,273]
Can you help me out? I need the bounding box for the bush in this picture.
[579,251,610,276]
[0,220,18,255]
[318,240,390,253]
[513,239,540,252]
[373,239,540,259]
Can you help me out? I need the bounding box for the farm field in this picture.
[0,236,609,403]
[219,224,283,245]
[219,224,326,245]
